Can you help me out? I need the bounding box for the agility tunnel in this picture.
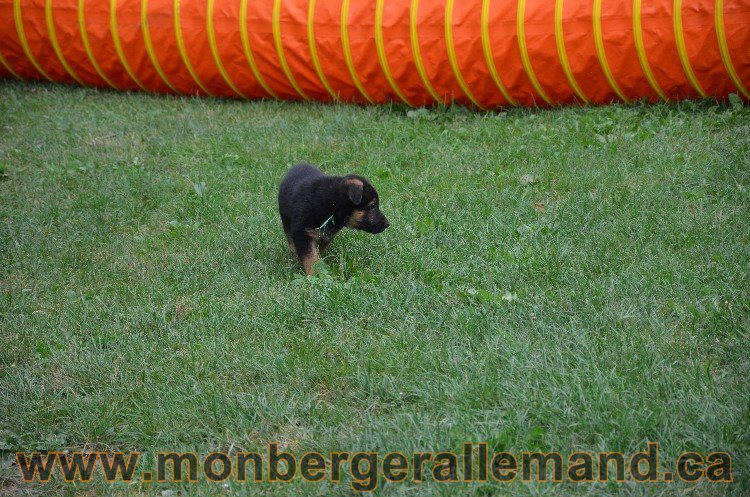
[0,0,748,108]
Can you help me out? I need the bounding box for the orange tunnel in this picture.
[1,0,748,107]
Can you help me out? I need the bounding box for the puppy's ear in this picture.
[342,178,363,205]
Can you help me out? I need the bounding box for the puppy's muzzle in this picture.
[368,211,389,234]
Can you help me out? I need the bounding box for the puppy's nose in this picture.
[383,220,390,229]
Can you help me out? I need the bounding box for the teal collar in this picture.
[317,214,335,231]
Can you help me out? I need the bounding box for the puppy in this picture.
[278,163,389,275]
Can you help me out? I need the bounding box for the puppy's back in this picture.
[279,164,326,225]
[280,164,323,191]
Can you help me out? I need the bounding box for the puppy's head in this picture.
[340,175,389,234]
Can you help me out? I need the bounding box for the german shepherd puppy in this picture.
[278,164,389,275]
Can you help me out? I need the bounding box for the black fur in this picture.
[278,163,389,274]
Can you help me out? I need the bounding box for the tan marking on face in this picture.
[347,209,366,228]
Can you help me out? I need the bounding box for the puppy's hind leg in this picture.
[285,230,295,254]
[292,232,319,275]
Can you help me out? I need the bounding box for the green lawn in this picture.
[1,80,748,496]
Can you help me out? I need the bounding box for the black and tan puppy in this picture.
[278,163,389,275]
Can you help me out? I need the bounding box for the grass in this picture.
[0,80,748,496]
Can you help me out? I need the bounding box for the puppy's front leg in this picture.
[292,232,319,275]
